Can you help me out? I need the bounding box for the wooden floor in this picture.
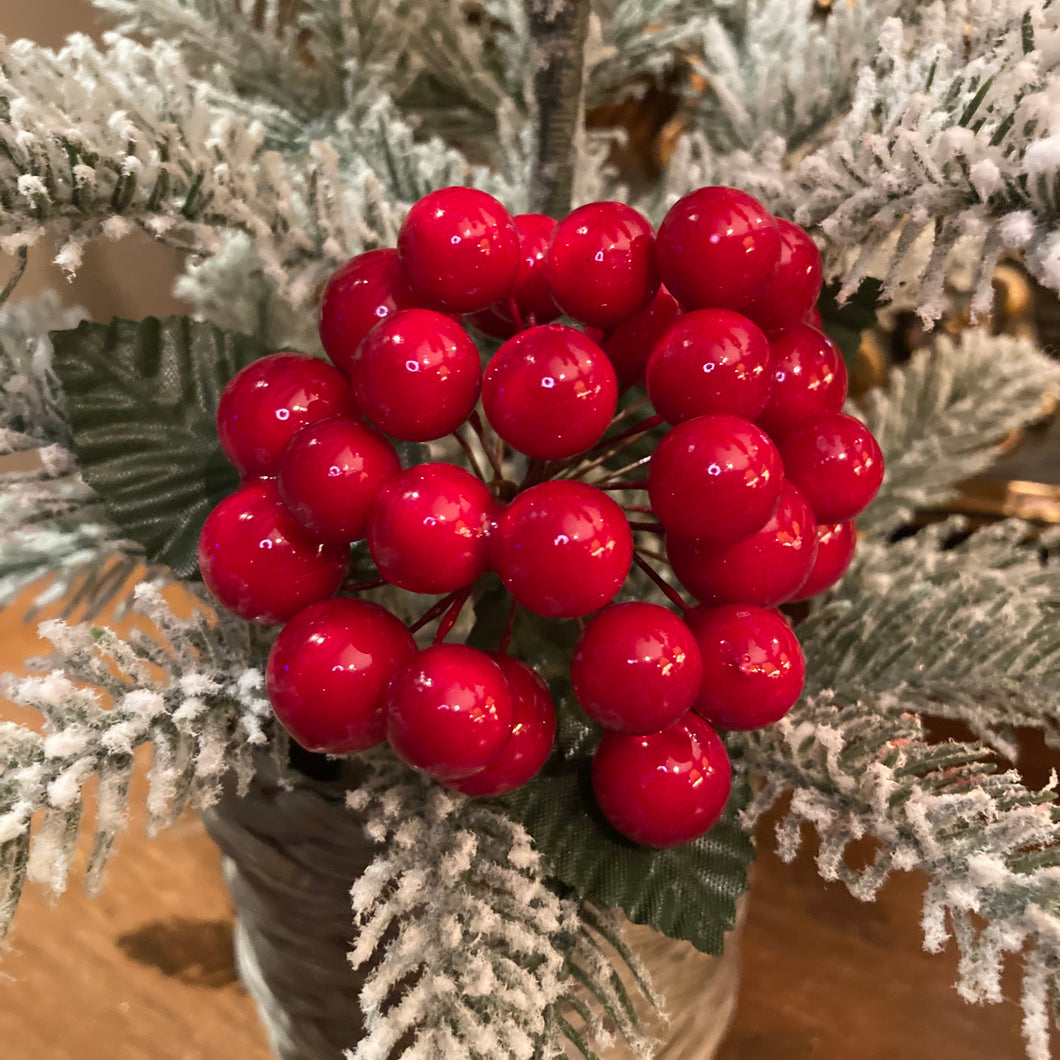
[0,592,1045,1060]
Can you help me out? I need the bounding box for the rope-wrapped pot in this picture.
[201,752,744,1060]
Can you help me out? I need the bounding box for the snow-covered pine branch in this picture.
[798,519,1060,757]
[346,750,657,1060]
[663,0,1060,323]
[856,328,1060,537]
[0,583,277,936]
[0,33,526,310]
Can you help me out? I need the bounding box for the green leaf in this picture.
[818,278,883,363]
[50,316,270,578]
[498,608,755,955]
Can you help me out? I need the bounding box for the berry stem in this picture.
[506,296,526,332]
[409,588,468,634]
[468,409,506,480]
[563,423,660,481]
[498,595,519,653]
[621,504,654,514]
[453,426,488,481]
[342,576,388,594]
[608,394,653,428]
[633,553,691,614]
[597,478,649,491]
[433,586,473,644]
[634,544,668,563]
[594,452,653,483]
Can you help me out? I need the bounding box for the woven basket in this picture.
[201,755,744,1060]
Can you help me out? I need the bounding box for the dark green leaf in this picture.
[818,278,883,363]
[498,609,754,955]
[51,317,270,578]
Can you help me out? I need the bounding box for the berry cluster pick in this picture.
[197,184,884,849]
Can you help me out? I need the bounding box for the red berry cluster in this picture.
[197,184,884,849]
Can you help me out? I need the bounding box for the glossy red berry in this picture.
[447,655,556,797]
[603,285,681,388]
[278,416,401,543]
[572,603,703,734]
[482,325,618,459]
[804,305,823,329]
[352,308,482,441]
[756,324,848,439]
[657,187,780,311]
[645,308,772,424]
[648,415,784,544]
[789,520,857,601]
[265,598,416,753]
[465,213,561,337]
[491,481,633,618]
[740,218,823,332]
[318,249,415,376]
[667,482,818,607]
[397,186,520,313]
[591,713,732,848]
[544,201,659,328]
[385,643,513,780]
[687,604,805,731]
[368,462,493,594]
[778,412,884,522]
[198,480,350,624]
[216,354,356,479]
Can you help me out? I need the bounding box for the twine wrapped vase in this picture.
[202,754,744,1060]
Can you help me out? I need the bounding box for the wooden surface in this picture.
[0,589,1043,1060]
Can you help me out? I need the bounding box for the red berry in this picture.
[397,187,520,313]
[648,415,784,544]
[656,187,780,310]
[447,655,556,796]
[278,416,401,543]
[318,249,415,376]
[265,598,416,753]
[368,462,493,594]
[544,201,659,328]
[804,305,823,329]
[667,482,818,607]
[465,213,561,337]
[756,324,848,438]
[216,354,356,479]
[482,325,618,459]
[740,218,823,332]
[491,481,632,618]
[351,308,482,441]
[591,713,732,848]
[778,412,884,522]
[645,308,772,424]
[571,603,703,734]
[687,604,805,731]
[789,520,857,601]
[385,643,513,780]
[603,284,681,388]
[198,480,349,624]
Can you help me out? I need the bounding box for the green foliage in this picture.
[475,595,754,956]
[50,317,268,578]
[817,278,882,363]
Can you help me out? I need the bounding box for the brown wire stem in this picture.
[627,520,666,534]
[342,576,388,594]
[633,553,690,614]
[468,410,506,479]
[409,589,467,634]
[498,595,519,653]
[596,479,649,491]
[433,586,473,644]
[453,427,488,481]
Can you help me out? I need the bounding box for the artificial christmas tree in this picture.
[3,2,1060,1058]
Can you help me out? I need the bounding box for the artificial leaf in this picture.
[51,317,269,578]
[818,278,883,362]
[498,608,754,955]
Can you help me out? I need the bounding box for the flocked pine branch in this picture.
[0,33,526,310]
[734,518,1060,1059]
[856,328,1060,537]
[798,518,1060,758]
[663,0,1060,322]
[346,750,657,1060]
[0,582,277,937]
